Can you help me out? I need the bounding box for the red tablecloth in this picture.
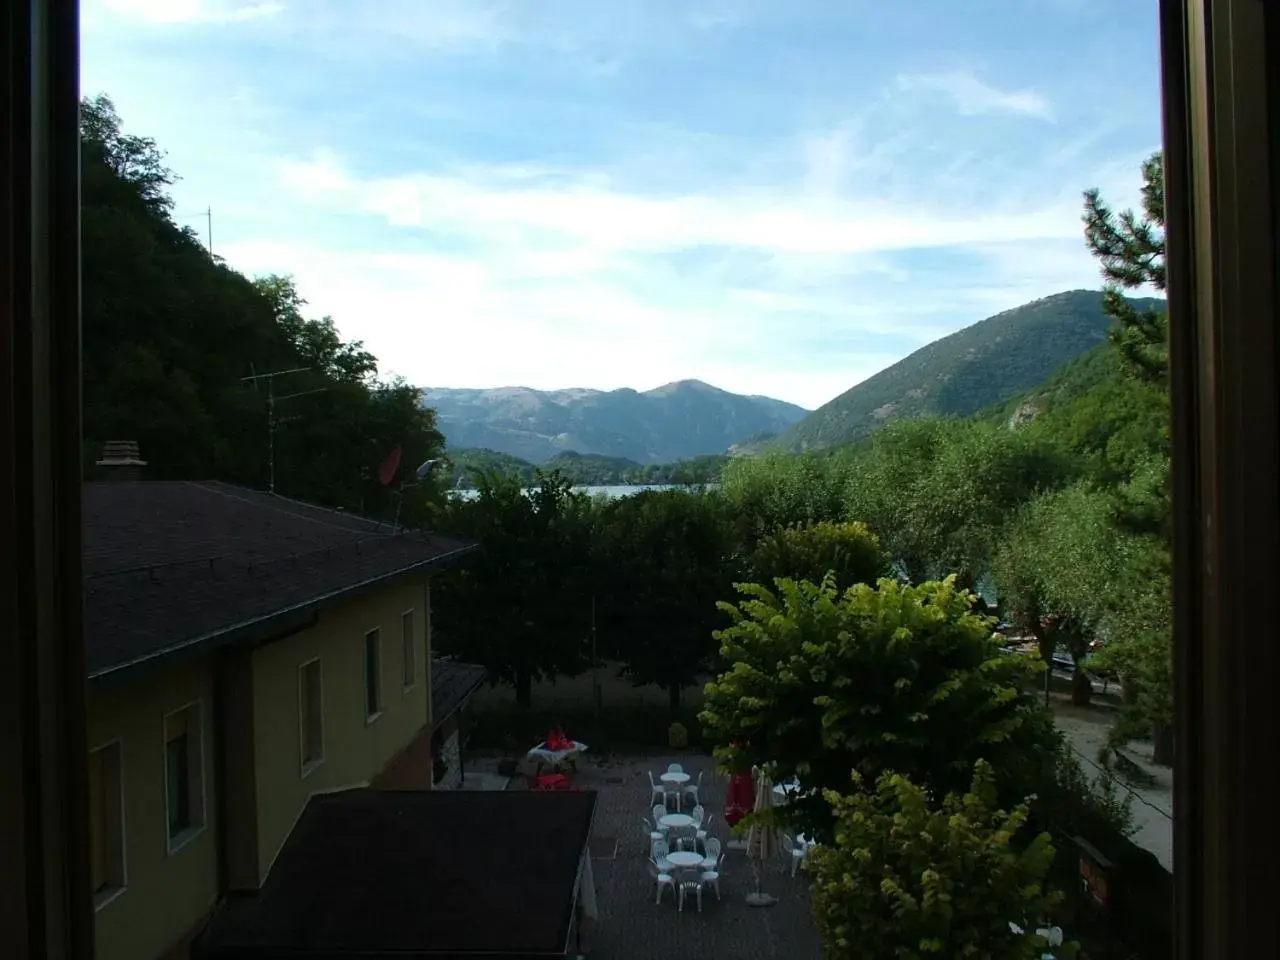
[724,769,755,827]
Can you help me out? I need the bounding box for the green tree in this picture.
[844,419,1071,587]
[1082,152,1167,385]
[750,520,888,592]
[810,761,1068,960]
[432,471,594,708]
[700,576,1057,841]
[718,451,852,547]
[595,490,741,711]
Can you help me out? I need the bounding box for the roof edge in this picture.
[88,543,479,682]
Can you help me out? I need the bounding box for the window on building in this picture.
[364,628,382,720]
[299,658,324,773]
[163,703,205,850]
[402,610,416,691]
[88,741,125,903]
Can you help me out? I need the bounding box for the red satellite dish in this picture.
[378,445,403,486]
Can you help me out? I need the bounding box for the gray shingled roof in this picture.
[193,788,598,960]
[84,481,477,679]
[430,659,488,728]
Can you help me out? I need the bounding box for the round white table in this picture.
[660,771,690,785]
[665,851,703,869]
[659,813,694,830]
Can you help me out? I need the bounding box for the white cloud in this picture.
[278,150,1088,259]
[897,71,1053,120]
[97,0,284,24]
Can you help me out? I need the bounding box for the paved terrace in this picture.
[501,753,824,960]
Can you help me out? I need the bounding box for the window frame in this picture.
[87,738,127,911]
[401,609,417,694]
[363,628,383,723]
[298,657,326,777]
[161,700,207,855]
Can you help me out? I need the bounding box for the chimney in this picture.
[96,440,147,481]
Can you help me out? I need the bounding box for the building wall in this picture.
[250,579,431,881]
[87,657,219,960]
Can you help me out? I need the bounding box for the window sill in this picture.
[94,885,126,912]
[167,823,206,856]
[301,758,324,779]
[365,710,384,727]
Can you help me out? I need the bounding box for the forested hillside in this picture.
[774,290,1165,452]
[80,95,443,522]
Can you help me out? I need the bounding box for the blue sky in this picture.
[81,0,1162,409]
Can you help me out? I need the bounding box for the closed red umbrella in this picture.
[724,768,755,827]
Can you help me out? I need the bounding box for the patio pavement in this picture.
[495,752,825,959]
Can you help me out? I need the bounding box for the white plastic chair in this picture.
[696,812,713,844]
[677,874,703,913]
[701,837,722,869]
[782,833,807,877]
[700,865,722,901]
[647,771,665,806]
[651,838,673,872]
[641,817,662,848]
[652,804,669,835]
[647,858,675,904]
[683,770,703,807]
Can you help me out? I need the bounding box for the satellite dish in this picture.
[416,458,444,479]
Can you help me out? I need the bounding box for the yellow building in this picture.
[83,480,483,960]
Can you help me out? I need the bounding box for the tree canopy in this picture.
[700,576,1057,842]
[80,94,443,522]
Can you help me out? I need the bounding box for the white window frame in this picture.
[298,657,326,778]
[364,628,383,724]
[88,737,127,911]
[401,608,417,694]
[161,699,207,855]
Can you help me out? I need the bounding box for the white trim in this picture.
[298,657,326,778]
[400,608,417,694]
[88,736,128,910]
[161,699,208,856]
[259,778,372,884]
[363,627,383,720]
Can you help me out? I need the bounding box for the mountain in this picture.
[774,290,1166,452]
[420,379,809,464]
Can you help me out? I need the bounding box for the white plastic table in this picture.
[527,740,587,770]
[665,851,703,869]
[660,771,690,785]
[659,813,695,830]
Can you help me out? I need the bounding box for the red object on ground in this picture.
[531,773,571,791]
[724,769,755,827]
[378,445,403,486]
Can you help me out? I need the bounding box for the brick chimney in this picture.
[96,440,146,481]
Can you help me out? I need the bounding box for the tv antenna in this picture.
[240,366,327,494]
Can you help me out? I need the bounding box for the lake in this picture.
[449,483,703,501]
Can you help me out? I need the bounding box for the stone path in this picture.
[474,752,825,959]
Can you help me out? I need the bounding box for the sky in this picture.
[80,0,1163,410]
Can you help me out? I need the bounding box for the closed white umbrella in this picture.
[745,768,780,907]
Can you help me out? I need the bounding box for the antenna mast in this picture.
[240,367,326,493]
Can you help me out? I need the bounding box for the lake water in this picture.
[450,483,698,501]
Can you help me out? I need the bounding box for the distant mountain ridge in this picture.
[420,379,809,464]
[773,290,1166,452]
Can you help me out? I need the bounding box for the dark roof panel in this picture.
[430,660,488,727]
[194,789,598,959]
[84,482,477,677]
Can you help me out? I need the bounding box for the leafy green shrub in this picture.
[750,520,888,592]
[810,761,1071,960]
[701,576,1058,842]
[668,722,689,748]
